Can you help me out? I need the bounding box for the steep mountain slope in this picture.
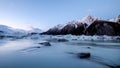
[42,15,120,36]
[42,15,98,35]
[85,20,120,36]
[115,15,120,23]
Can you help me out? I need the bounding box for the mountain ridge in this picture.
[0,15,120,36]
[42,15,120,36]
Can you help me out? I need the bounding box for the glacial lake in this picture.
[0,35,120,68]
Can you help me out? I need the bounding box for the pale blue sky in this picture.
[0,0,120,30]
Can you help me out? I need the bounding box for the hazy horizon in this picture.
[0,0,120,30]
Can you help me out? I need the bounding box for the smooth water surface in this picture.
[0,35,120,68]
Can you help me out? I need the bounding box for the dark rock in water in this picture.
[0,35,5,39]
[29,32,39,35]
[77,52,91,59]
[58,38,68,42]
[116,37,120,40]
[38,41,51,46]
[35,46,41,48]
[72,39,77,40]
[115,66,120,68]
[86,47,91,49]
[46,38,58,42]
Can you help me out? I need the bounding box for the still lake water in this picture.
[0,35,120,68]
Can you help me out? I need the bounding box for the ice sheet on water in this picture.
[40,35,120,41]
[0,35,120,68]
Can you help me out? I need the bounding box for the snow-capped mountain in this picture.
[65,15,98,28]
[78,15,98,26]
[63,15,98,30]
[0,25,28,37]
[42,15,98,35]
[0,25,15,34]
[54,24,64,30]
[53,24,65,30]
[42,15,120,36]
[66,20,79,28]
[28,27,43,33]
[43,15,97,34]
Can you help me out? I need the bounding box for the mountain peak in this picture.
[115,15,120,23]
[79,15,98,25]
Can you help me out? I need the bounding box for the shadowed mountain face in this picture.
[60,23,87,35]
[42,23,87,35]
[42,25,62,35]
[41,15,95,35]
[42,19,120,36]
[85,20,120,36]
[115,15,120,23]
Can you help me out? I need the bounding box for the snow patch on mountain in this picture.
[109,18,115,22]
[115,15,120,23]
[28,27,43,33]
[109,15,120,23]
[78,15,98,25]
[66,15,98,29]
[54,24,65,30]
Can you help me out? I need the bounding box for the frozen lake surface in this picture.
[0,35,120,68]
